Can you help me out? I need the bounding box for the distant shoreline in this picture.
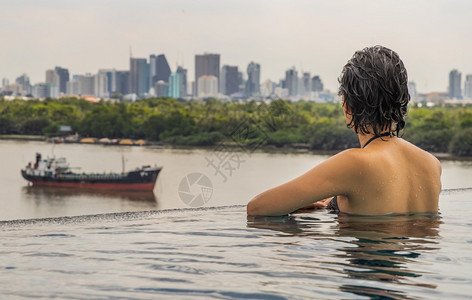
[1,134,470,161]
[0,134,46,141]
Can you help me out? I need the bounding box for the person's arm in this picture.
[247,150,360,216]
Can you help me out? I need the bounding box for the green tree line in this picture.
[0,97,471,156]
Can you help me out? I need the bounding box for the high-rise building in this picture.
[98,69,116,95]
[66,76,80,95]
[149,54,171,88]
[198,75,218,98]
[168,72,180,98]
[54,66,70,94]
[449,69,462,99]
[94,72,109,98]
[45,69,59,85]
[15,74,32,96]
[156,55,171,83]
[301,72,311,96]
[115,71,130,95]
[149,55,157,88]
[311,75,323,92]
[32,83,48,98]
[130,58,149,96]
[245,62,261,97]
[2,78,9,89]
[195,53,220,95]
[221,65,239,96]
[285,67,298,97]
[176,66,187,98]
[464,74,472,99]
[279,79,286,89]
[408,81,417,99]
[33,83,58,99]
[78,74,95,96]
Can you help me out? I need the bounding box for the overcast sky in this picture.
[1,0,471,93]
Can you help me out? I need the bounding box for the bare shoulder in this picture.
[322,148,373,181]
[333,147,377,167]
[400,138,442,174]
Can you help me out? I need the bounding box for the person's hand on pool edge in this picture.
[292,198,331,213]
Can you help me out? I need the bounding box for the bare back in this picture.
[336,137,441,214]
[246,136,441,216]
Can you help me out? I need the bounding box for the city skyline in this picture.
[3,51,330,100]
[1,0,472,93]
[3,48,471,101]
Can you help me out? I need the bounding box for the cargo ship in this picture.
[21,153,162,191]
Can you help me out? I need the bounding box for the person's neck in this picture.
[358,131,395,148]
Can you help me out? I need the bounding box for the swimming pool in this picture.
[1,189,471,299]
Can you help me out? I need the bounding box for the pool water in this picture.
[1,189,471,299]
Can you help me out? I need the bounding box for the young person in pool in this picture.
[247,45,442,216]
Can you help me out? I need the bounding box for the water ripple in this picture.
[0,194,471,298]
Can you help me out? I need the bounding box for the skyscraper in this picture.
[301,72,311,96]
[285,67,298,97]
[449,69,462,99]
[66,76,80,95]
[168,72,180,98]
[94,72,109,98]
[15,74,32,96]
[54,66,69,94]
[245,62,261,97]
[464,74,472,99]
[45,69,59,86]
[78,74,95,96]
[195,53,220,95]
[32,83,50,99]
[98,69,116,95]
[156,55,171,83]
[221,65,239,96]
[311,75,323,92]
[149,54,157,88]
[130,58,149,96]
[149,54,171,88]
[408,81,417,99]
[115,71,130,95]
[176,66,187,98]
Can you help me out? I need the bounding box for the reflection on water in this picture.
[336,214,441,299]
[0,196,470,299]
[19,186,159,219]
[247,213,441,299]
[23,186,157,202]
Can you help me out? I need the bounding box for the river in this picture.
[1,139,471,221]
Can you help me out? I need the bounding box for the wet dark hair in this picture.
[338,45,409,136]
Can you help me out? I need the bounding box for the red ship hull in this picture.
[21,167,161,192]
[27,180,156,191]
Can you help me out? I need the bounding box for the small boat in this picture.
[21,153,162,191]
